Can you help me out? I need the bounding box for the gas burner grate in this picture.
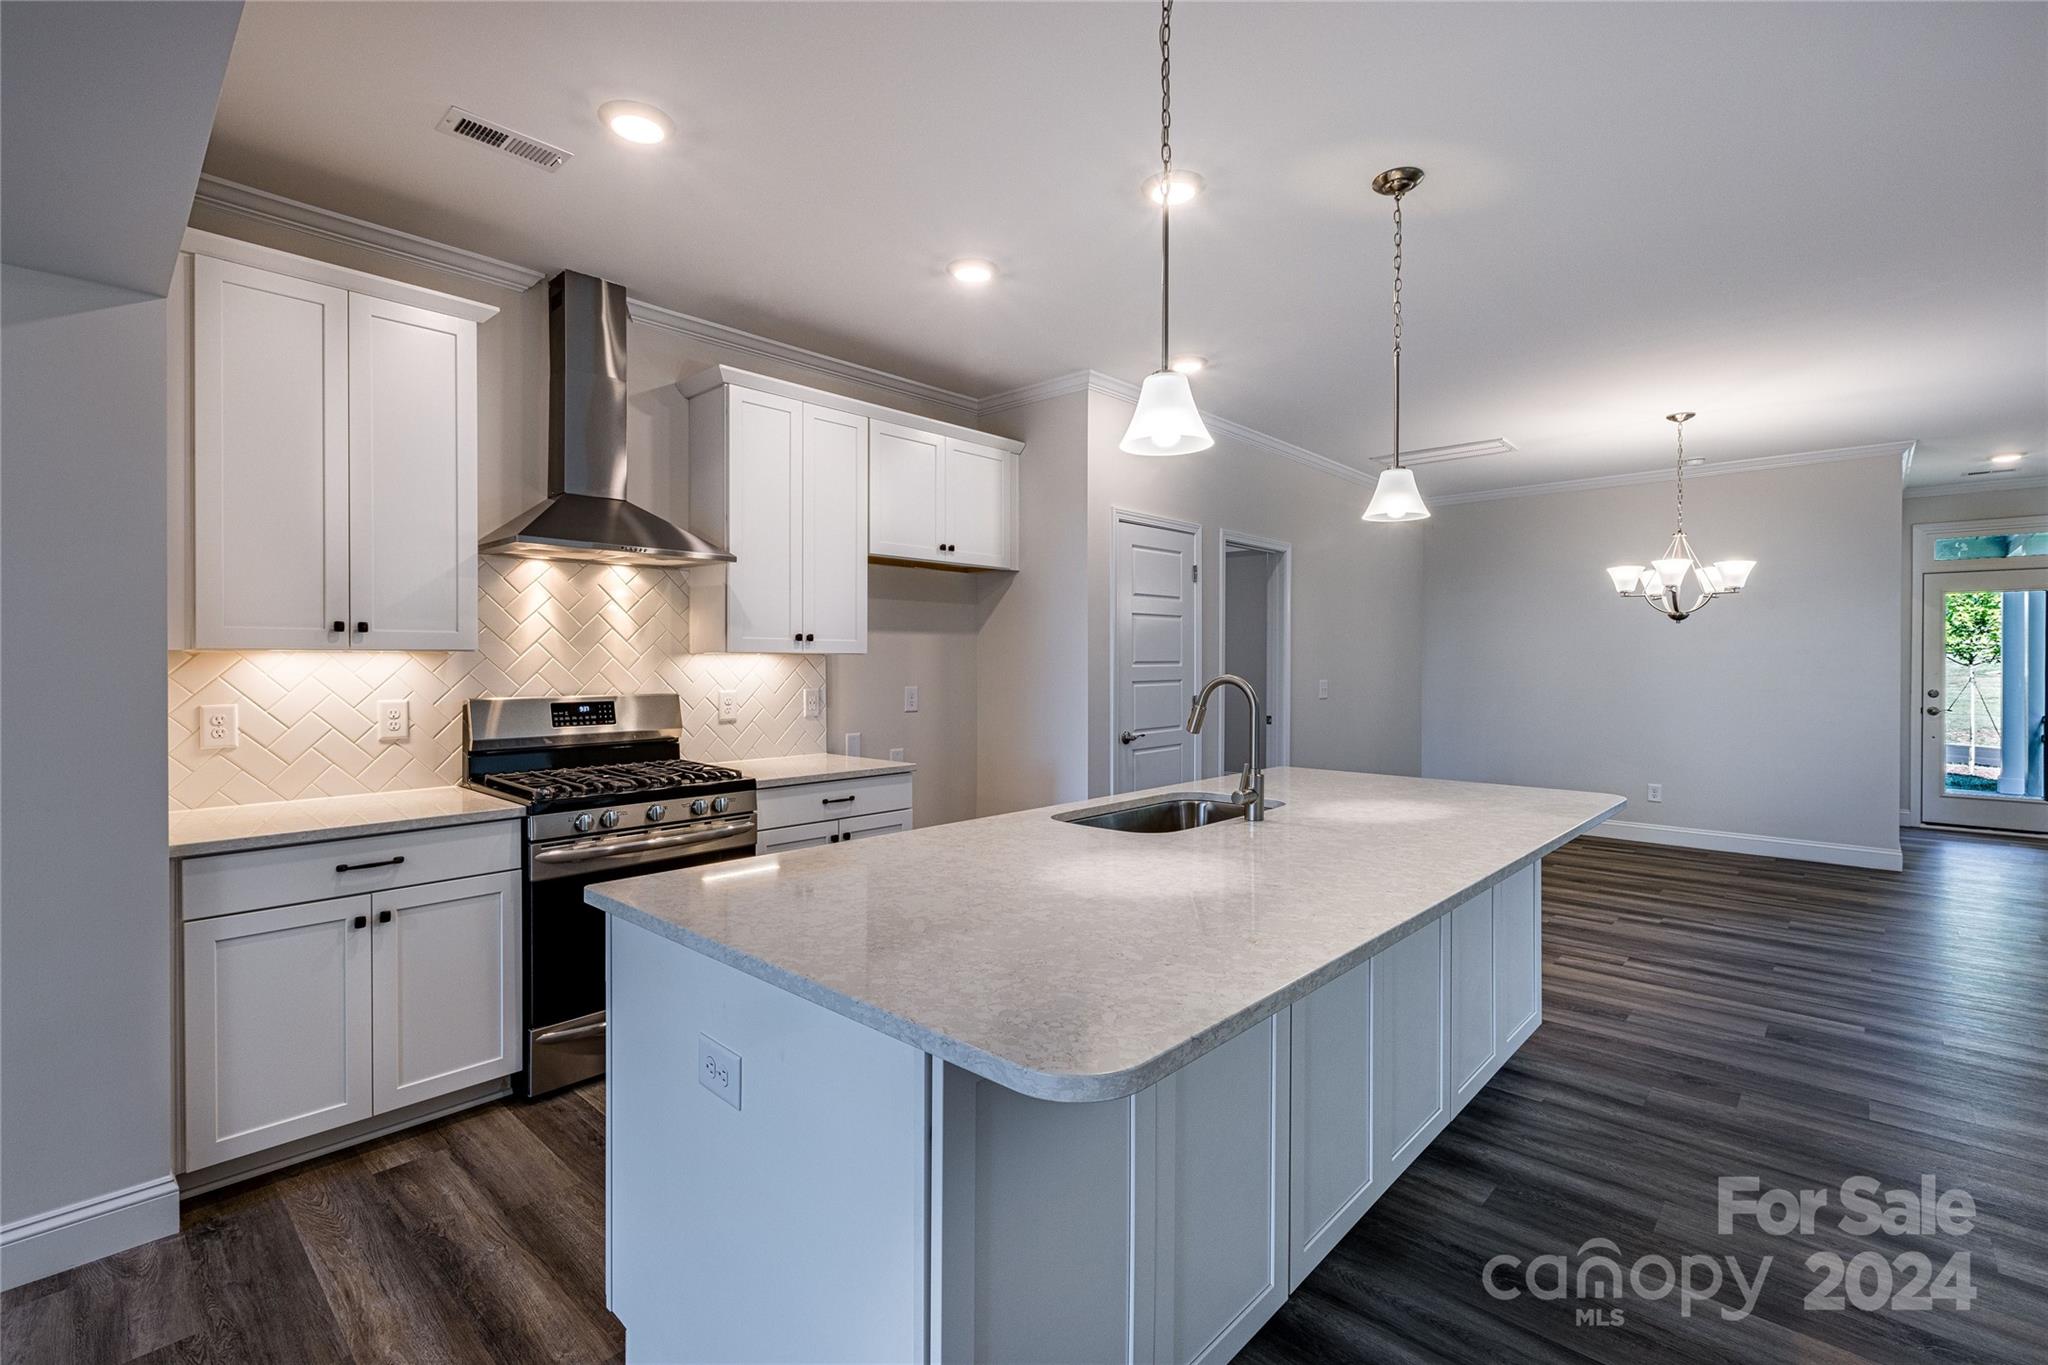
[479,759,742,805]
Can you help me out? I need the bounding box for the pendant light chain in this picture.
[1157,0,1174,371]
[1391,187,1405,467]
[1673,416,1686,533]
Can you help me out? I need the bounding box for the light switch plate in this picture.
[697,1034,741,1110]
[1317,680,1330,700]
[377,698,409,742]
[845,732,861,757]
[199,703,238,751]
[903,685,920,713]
[717,689,739,722]
[889,747,906,762]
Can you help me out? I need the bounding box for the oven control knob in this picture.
[689,798,709,817]
[572,812,595,833]
[645,804,666,823]
[598,809,622,829]
[711,796,731,814]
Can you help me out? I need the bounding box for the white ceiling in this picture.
[204,2,2046,495]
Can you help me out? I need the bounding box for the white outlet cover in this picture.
[903,685,919,713]
[377,698,408,742]
[801,686,823,719]
[199,703,239,751]
[1646,783,1664,802]
[845,732,861,757]
[1317,680,1330,699]
[889,747,906,762]
[717,689,739,722]
[697,1034,741,1110]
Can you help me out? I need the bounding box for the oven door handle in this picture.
[533,817,756,865]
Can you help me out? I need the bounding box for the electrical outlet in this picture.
[717,689,739,722]
[377,698,409,742]
[697,1034,741,1111]
[801,686,823,720]
[889,747,906,762]
[903,685,920,713]
[199,703,238,751]
[1317,679,1330,700]
[1646,783,1663,803]
[845,732,861,757]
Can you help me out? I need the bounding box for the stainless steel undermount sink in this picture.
[1054,793,1259,833]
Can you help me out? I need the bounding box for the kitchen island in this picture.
[590,768,1621,1365]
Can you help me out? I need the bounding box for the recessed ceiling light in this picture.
[600,101,674,145]
[947,258,996,285]
[1990,452,2024,465]
[1168,355,1206,375]
[1143,170,1205,206]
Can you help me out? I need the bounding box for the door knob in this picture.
[1120,730,1138,745]
[1925,706,1940,716]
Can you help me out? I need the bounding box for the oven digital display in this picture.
[550,700,617,728]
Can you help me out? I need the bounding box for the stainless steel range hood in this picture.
[480,271,734,566]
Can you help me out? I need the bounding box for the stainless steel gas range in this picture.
[462,693,757,1096]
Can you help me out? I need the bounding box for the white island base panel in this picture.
[607,863,1544,1365]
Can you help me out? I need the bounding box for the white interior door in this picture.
[1113,512,1201,793]
[191,255,350,650]
[800,404,868,652]
[1921,566,2048,833]
[868,420,944,561]
[348,293,478,650]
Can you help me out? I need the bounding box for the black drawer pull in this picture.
[331,620,345,633]
[378,909,393,923]
[355,621,369,633]
[821,795,856,805]
[351,915,367,929]
[336,855,406,873]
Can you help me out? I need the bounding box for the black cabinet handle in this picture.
[804,633,815,642]
[354,621,368,634]
[822,795,856,805]
[829,832,840,843]
[351,915,367,930]
[794,633,801,643]
[331,620,345,633]
[377,909,392,924]
[336,855,405,873]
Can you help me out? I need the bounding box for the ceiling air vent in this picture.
[436,106,572,172]
[1371,437,1518,469]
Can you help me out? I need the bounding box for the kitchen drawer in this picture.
[756,809,914,854]
[757,774,913,832]
[179,820,521,921]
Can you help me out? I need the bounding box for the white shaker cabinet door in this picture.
[370,870,521,1114]
[191,256,351,650]
[1449,889,1499,1106]
[1371,916,1449,1186]
[725,387,805,652]
[182,895,374,1168]
[800,403,868,653]
[868,419,945,562]
[943,437,1015,569]
[347,293,478,650]
[1493,864,1543,1052]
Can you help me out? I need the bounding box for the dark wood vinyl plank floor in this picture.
[5,827,2042,1364]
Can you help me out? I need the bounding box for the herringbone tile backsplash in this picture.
[168,557,828,809]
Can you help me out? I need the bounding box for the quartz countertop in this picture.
[590,768,1622,1102]
[731,753,916,787]
[170,786,525,858]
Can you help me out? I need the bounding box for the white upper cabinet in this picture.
[687,380,870,654]
[191,255,352,650]
[173,232,494,651]
[347,294,478,650]
[682,366,1022,586]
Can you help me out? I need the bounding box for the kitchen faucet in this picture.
[1186,673,1266,821]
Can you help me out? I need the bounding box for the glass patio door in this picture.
[1920,567,2048,834]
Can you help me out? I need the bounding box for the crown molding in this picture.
[1903,473,2048,498]
[975,369,1132,414]
[1428,439,1918,506]
[192,175,543,292]
[629,297,980,419]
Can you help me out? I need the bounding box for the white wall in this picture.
[1898,485,2047,816]
[1421,454,1904,867]
[1085,389,1426,796]
[2,268,181,1280]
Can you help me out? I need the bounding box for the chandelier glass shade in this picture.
[1606,413,1757,621]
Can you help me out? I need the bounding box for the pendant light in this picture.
[1362,167,1431,521]
[1605,413,1757,621]
[1120,0,1214,457]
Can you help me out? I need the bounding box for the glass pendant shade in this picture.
[1605,564,1646,595]
[1361,467,1431,521]
[1713,559,1756,591]
[1120,370,1215,456]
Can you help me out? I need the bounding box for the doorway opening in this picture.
[1217,532,1292,780]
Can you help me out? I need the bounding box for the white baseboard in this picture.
[1595,819,1904,871]
[1899,807,1917,827]
[1,1174,180,1291]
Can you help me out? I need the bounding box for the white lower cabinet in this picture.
[177,831,521,1174]
[753,773,914,853]
[757,808,912,852]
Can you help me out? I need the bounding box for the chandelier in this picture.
[1362,166,1430,521]
[1605,413,1756,621]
